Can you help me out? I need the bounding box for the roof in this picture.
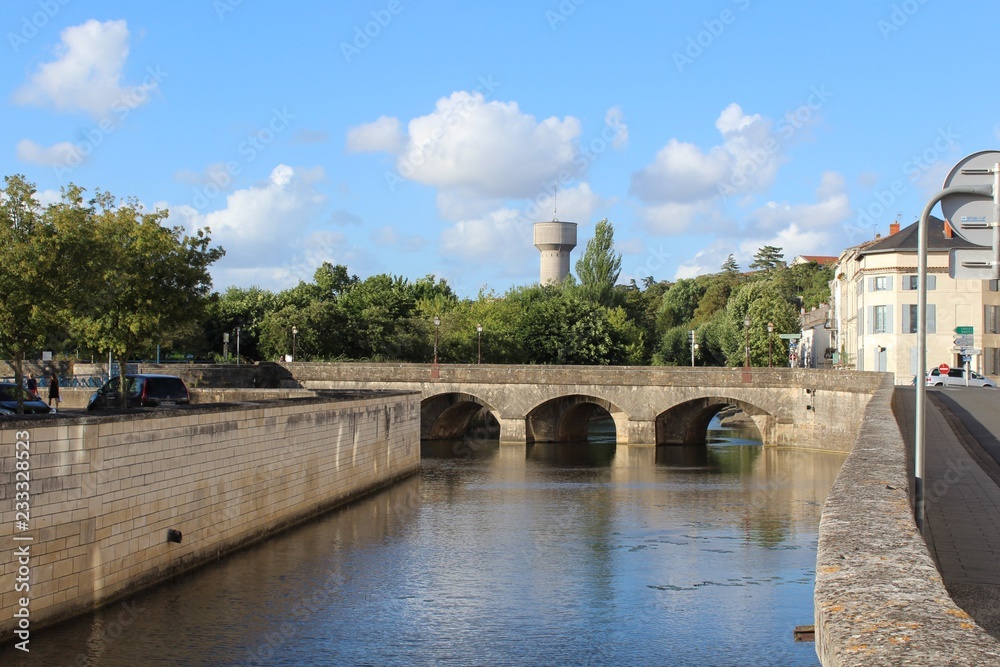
[792,255,838,266]
[857,215,977,257]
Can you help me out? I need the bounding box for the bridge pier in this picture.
[498,417,527,443]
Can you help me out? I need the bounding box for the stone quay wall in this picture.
[814,376,1000,665]
[0,391,420,641]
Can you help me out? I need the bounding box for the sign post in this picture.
[915,151,1000,533]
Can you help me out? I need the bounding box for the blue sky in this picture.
[3,1,998,297]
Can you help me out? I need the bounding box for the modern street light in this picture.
[767,321,774,367]
[744,316,751,368]
[476,323,483,364]
[235,326,241,365]
[433,316,441,365]
[690,329,696,367]
[292,325,298,360]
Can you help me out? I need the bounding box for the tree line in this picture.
[1,176,833,377]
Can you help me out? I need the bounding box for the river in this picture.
[2,419,844,666]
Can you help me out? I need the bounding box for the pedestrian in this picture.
[26,374,38,399]
[48,372,60,412]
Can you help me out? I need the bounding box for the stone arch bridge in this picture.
[283,363,882,451]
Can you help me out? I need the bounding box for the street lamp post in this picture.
[292,325,298,360]
[744,316,751,368]
[433,316,441,365]
[767,322,774,367]
[476,324,483,364]
[235,326,240,365]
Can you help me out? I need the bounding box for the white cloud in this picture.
[638,200,722,236]
[166,165,329,289]
[629,139,730,203]
[16,138,82,167]
[12,19,155,119]
[352,91,583,202]
[345,115,403,153]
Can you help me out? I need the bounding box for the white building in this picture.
[829,217,1000,383]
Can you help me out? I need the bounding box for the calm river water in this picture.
[3,421,845,666]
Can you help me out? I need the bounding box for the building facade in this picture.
[829,217,1000,384]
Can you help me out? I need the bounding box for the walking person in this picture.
[47,372,60,412]
[26,374,38,399]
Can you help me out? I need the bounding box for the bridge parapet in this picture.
[286,363,883,452]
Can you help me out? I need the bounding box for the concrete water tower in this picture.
[533,221,577,284]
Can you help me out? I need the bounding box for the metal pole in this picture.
[915,185,994,532]
[690,329,696,367]
[744,317,751,368]
[477,324,483,364]
[994,162,1000,281]
[433,316,440,365]
[236,327,240,365]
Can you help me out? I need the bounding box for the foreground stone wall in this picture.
[814,377,1000,665]
[0,392,420,641]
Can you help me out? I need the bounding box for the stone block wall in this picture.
[0,392,420,640]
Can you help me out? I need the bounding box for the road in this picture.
[896,385,1000,638]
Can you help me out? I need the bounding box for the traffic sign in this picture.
[950,248,998,280]
[953,335,974,346]
[955,326,974,335]
[778,334,801,340]
[941,150,1000,247]
[938,363,951,374]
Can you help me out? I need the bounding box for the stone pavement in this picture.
[895,386,1000,638]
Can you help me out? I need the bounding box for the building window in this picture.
[988,348,1000,376]
[990,280,999,292]
[873,305,890,333]
[902,304,936,334]
[987,305,1000,335]
[870,276,893,292]
[902,275,936,290]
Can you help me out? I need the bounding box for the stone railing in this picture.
[814,375,1000,665]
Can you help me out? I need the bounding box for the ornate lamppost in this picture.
[744,316,751,368]
[767,321,774,367]
[476,323,483,364]
[433,316,441,365]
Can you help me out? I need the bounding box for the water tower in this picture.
[533,221,577,284]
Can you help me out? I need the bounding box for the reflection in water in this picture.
[1,416,843,667]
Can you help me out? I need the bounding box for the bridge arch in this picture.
[656,396,770,446]
[525,394,627,443]
[421,392,497,440]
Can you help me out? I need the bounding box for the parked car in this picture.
[0,383,52,414]
[925,367,998,388]
[87,374,191,410]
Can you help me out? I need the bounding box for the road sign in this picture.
[950,248,999,279]
[778,334,801,340]
[964,348,982,356]
[938,363,951,374]
[953,335,974,346]
[955,326,975,335]
[941,150,1000,247]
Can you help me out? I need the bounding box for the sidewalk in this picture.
[894,387,1000,638]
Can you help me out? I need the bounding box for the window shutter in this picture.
[886,276,893,291]
[886,305,893,334]
[867,306,874,334]
[927,275,936,290]
[868,277,875,292]
[927,304,936,334]
[903,276,912,291]
[903,306,911,333]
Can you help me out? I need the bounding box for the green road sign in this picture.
[955,326,974,334]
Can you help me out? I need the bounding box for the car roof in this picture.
[118,374,186,380]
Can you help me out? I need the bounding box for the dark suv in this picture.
[87,374,191,410]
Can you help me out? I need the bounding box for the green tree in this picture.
[0,176,60,410]
[657,278,705,330]
[749,245,786,273]
[74,193,224,405]
[575,218,622,307]
[205,286,280,362]
[720,281,798,366]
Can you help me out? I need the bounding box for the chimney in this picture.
[889,221,900,235]
[944,220,954,239]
